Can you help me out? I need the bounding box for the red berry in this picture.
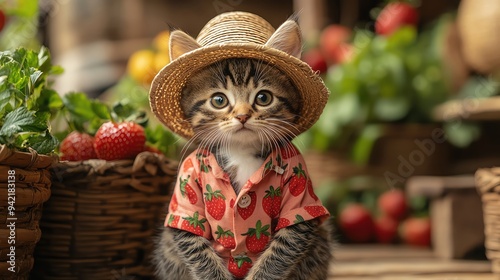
[237,191,256,220]
[180,212,207,236]
[319,24,352,64]
[167,214,180,228]
[288,163,307,196]
[400,217,431,247]
[170,194,179,212]
[378,189,408,221]
[304,205,328,218]
[302,48,328,73]
[275,218,291,231]
[262,186,282,218]
[339,204,375,243]
[374,216,398,244]
[93,121,146,160]
[375,2,419,36]
[228,256,252,278]
[215,226,235,249]
[60,131,97,161]
[179,175,198,204]
[242,220,270,254]
[204,184,226,220]
[183,158,194,172]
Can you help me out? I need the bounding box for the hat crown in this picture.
[197,12,276,46]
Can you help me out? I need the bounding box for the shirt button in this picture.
[238,194,252,208]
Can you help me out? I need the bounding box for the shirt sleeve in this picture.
[276,152,330,231]
[165,155,212,239]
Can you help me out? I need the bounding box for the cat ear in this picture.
[169,30,202,61]
[265,20,303,59]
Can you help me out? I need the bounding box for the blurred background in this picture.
[2,0,500,278]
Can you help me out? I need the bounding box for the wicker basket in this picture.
[0,145,56,279]
[475,167,500,273]
[31,152,177,279]
[457,0,500,74]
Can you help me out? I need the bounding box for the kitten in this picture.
[153,19,333,280]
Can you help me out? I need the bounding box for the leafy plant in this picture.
[0,47,63,154]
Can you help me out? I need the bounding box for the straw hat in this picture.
[149,11,329,139]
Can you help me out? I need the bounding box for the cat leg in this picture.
[286,222,334,280]
[244,219,322,280]
[153,227,191,280]
[154,227,233,280]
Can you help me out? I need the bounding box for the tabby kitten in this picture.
[153,19,333,280]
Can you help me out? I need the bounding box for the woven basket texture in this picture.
[476,167,500,273]
[0,145,56,279]
[31,152,177,279]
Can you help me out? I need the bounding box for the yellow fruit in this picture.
[153,30,171,53]
[154,52,170,72]
[127,50,156,84]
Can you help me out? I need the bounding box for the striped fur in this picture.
[154,24,334,279]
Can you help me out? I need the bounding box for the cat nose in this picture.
[235,114,250,124]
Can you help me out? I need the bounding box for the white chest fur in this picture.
[221,145,265,194]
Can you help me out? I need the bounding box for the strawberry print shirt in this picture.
[165,146,329,278]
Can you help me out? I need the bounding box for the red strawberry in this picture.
[170,194,179,212]
[275,218,291,231]
[262,186,282,218]
[242,220,270,253]
[306,179,318,201]
[215,225,236,249]
[179,175,197,204]
[167,214,180,227]
[304,206,328,218]
[288,163,307,196]
[180,212,207,236]
[60,131,97,161]
[183,158,194,172]
[375,2,419,36]
[228,256,252,278]
[204,184,226,220]
[0,10,6,32]
[93,121,146,160]
[237,192,256,220]
[280,145,300,160]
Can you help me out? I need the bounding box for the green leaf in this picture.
[0,107,47,138]
[26,131,59,154]
[62,92,95,120]
[443,122,480,148]
[91,101,112,120]
[351,125,382,165]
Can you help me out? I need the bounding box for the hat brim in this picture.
[149,44,330,139]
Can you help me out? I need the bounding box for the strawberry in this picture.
[304,206,328,218]
[279,145,299,160]
[275,218,291,231]
[170,193,179,212]
[179,175,197,204]
[196,151,211,173]
[93,121,146,160]
[183,158,194,172]
[288,163,307,196]
[204,184,226,220]
[60,131,97,161]
[242,220,270,253]
[237,191,256,220]
[180,212,207,236]
[306,179,318,201]
[167,214,180,227]
[228,256,252,279]
[215,225,235,249]
[262,186,282,218]
[375,2,419,36]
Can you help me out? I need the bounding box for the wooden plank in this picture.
[433,96,500,121]
[331,259,491,276]
[406,175,476,198]
[331,273,497,280]
[335,244,434,261]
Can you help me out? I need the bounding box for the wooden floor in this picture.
[328,245,496,280]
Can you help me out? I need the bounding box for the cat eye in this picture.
[210,93,229,109]
[255,90,273,106]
